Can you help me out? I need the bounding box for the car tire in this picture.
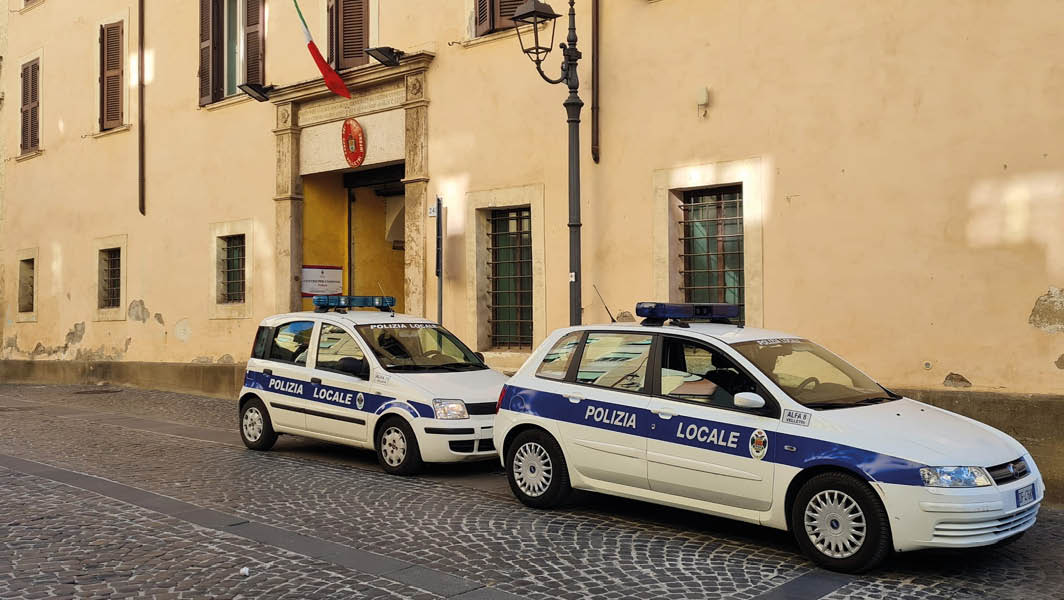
[505,429,572,509]
[376,417,424,475]
[791,471,892,573]
[240,397,278,451]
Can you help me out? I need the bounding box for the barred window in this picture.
[98,248,121,309]
[18,258,35,314]
[220,234,246,304]
[488,207,532,349]
[680,185,744,321]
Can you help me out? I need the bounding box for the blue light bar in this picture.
[635,302,740,321]
[312,295,396,309]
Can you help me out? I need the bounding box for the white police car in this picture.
[493,302,1044,572]
[238,296,507,474]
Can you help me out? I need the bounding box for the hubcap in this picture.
[380,426,407,467]
[804,490,867,559]
[512,442,553,497]
[242,407,264,442]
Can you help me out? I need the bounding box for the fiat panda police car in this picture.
[494,302,1044,572]
[238,296,507,474]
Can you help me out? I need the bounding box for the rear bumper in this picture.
[881,457,1044,552]
[415,416,496,463]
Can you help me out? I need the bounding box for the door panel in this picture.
[306,323,372,442]
[647,336,777,510]
[258,320,316,431]
[556,332,654,490]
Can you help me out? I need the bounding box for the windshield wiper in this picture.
[856,396,898,405]
[384,364,433,371]
[435,362,486,371]
[800,402,853,410]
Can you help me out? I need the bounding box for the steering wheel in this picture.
[797,376,820,392]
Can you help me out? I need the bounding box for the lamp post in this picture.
[511,0,583,326]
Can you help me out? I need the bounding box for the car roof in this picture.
[261,310,435,327]
[568,321,802,346]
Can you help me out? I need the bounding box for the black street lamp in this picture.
[512,0,584,327]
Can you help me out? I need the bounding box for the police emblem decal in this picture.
[749,429,768,460]
[356,393,365,410]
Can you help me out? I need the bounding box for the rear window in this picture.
[535,331,583,380]
[267,321,315,366]
[251,326,272,359]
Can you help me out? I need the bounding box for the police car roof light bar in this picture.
[635,302,740,326]
[312,295,396,313]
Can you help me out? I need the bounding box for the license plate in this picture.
[1016,483,1036,507]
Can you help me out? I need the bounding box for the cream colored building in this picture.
[1,1,1062,493]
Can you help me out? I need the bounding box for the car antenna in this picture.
[377,281,395,317]
[593,284,616,323]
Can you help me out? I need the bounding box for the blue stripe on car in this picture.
[500,384,926,486]
[244,370,403,417]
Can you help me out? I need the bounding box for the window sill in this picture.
[19,1,44,15]
[15,149,44,162]
[461,23,544,49]
[202,93,254,112]
[209,302,250,320]
[15,312,37,323]
[94,307,126,322]
[92,124,131,139]
[481,350,531,375]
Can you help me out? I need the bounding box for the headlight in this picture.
[432,398,468,420]
[919,466,993,488]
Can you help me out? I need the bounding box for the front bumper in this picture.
[881,457,1044,552]
[415,415,497,463]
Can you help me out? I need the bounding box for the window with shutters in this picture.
[488,207,533,349]
[99,22,124,131]
[326,0,369,70]
[679,185,744,322]
[20,59,41,154]
[474,0,522,37]
[200,0,265,105]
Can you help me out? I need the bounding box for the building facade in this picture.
[2,1,1063,488]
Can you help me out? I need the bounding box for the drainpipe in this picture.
[591,0,599,163]
[138,0,146,215]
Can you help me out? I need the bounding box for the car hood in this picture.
[816,398,1026,467]
[393,368,508,406]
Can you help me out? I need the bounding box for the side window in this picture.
[268,321,315,366]
[575,332,654,393]
[535,331,583,380]
[251,326,272,359]
[659,337,758,409]
[316,324,365,373]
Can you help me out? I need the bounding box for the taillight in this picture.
[495,386,507,414]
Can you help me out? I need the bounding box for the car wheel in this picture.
[240,397,278,451]
[506,429,571,509]
[376,417,424,475]
[791,471,892,573]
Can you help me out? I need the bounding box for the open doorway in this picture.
[345,164,406,313]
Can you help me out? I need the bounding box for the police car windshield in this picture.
[355,324,487,373]
[732,338,899,409]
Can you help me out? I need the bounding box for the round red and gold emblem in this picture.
[341,118,366,167]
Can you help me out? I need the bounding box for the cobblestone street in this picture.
[1,384,1062,599]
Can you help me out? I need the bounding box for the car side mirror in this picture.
[474,352,485,363]
[337,357,369,380]
[733,392,766,410]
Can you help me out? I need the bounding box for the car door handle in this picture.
[311,377,322,385]
[650,408,676,419]
[263,369,273,376]
[565,394,584,404]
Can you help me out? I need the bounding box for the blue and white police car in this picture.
[238,296,507,474]
[493,302,1044,572]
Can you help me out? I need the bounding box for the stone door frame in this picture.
[270,52,433,316]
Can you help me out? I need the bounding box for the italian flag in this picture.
[294,0,351,98]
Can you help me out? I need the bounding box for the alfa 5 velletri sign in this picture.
[300,265,343,297]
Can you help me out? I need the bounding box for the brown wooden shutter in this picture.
[337,0,369,70]
[99,22,124,131]
[198,0,222,106]
[327,0,336,66]
[21,60,40,153]
[245,0,265,86]
[494,0,522,30]
[475,0,492,36]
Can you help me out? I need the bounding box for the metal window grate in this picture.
[99,248,121,309]
[488,207,532,348]
[18,258,35,313]
[222,234,246,304]
[680,185,744,322]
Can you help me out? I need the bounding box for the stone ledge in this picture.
[0,360,245,400]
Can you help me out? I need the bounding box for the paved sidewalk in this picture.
[0,384,1061,599]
